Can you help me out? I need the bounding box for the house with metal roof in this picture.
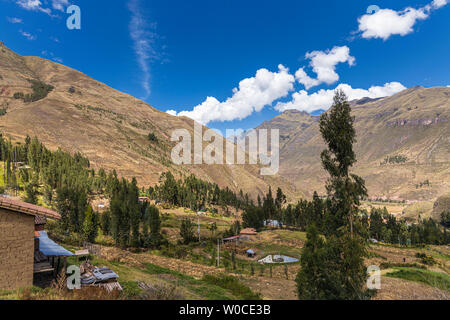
[0,196,72,290]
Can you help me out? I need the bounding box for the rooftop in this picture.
[0,196,61,220]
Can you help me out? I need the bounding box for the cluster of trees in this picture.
[241,186,286,230]
[13,79,54,103]
[149,172,248,212]
[0,134,166,248]
[381,155,408,165]
[102,175,166,249]
[416,180,431,189]
[368,207,449,245]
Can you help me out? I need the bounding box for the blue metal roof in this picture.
[36,231,74,257]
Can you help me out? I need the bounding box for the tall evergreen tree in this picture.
[146,205,164,248]
[83,206,99,243]
[296,90,370,300]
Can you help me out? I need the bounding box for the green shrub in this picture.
[202,274,261,300]
[14,80,54,103]
[147,132,158,142]
[415,253,437,266]
[13,92,24,99]
[0,108,6,116]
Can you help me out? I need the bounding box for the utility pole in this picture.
[217,238,220,267]
[198,217,201,242]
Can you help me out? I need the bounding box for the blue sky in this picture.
[1,0,449,133]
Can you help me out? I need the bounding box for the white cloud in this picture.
[431,0,449,9]
[166,110,177,116]
[16,0,52,15]
[7,17,23,24]
[128,0,161,99]
[15,0,70,16]
[168,65,295,125]
[296,46,355,89]
[19,30,36,40]
[275,82,406,113]
[357,0,448,40]
[51,0,70,12]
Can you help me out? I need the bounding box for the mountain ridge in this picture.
[256,86,450,201]
[0,42,298,200]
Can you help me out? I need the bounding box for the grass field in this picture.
[386,267,450,291]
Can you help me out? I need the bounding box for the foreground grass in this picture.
[385,267,450,291]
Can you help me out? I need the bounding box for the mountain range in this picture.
[1,42,449,202]
[0,42,296,200]
[257,87,450,201]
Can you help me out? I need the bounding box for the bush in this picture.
[0,108,6,116]
[415,253,437,266]
[13,92,24,99]
[138,281,185,300]
[179,218,196,244]
[202,274,261,300]
[147,132,158,142]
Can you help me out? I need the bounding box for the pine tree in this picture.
[147,205,164,248]
[83,206,99,243]
[180,218,196,244]
[24,182,38,204]
[296,90,370,300]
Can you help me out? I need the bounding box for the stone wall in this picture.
[0,208,34,290]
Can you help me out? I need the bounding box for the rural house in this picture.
[0,196,66,290]
[239,228,258,241]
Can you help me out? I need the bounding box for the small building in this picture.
[239,228,258,241]
[223,235,240,244]
[0,197,68,290]
[264,220,280,228]
[246,249,256,258]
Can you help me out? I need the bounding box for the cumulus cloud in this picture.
[168,65,295,125]
[357,0,448,40]
[296,46,355,89]
[128,0,162,99]
[275,82,406,113]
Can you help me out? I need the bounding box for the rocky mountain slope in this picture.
[0,42,297,199]
[257,87,450,201]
